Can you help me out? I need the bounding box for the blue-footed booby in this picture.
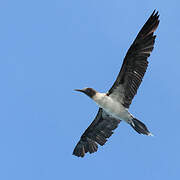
[73,10,159,157]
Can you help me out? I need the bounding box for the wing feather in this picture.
[73,10,160,158]
[73,108,121,157]
[108,10,160,108]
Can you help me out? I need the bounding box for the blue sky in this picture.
[0,0,180,179]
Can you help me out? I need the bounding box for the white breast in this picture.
[93,93,132,122]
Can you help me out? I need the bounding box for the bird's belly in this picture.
[104,103,130,121]
[97,98,131,121]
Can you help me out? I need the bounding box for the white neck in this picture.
[92,92,106,101]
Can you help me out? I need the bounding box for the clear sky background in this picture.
[0,0,180,180]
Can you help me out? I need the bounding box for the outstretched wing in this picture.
[108,10,160,108]
[73,108,121,157]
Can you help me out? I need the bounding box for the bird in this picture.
[73,10,160,157]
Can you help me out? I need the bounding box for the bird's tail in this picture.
[130,118,153,136]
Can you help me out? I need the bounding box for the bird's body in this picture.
[73,10,160,157]
[93,92,132,123]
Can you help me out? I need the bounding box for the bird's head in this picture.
[74,88,97,98]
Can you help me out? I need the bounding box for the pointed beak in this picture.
[74,89,85,93]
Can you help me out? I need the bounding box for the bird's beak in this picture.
[74,89,85,93]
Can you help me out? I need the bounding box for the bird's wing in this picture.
[73,108,121,157]
[107,10,160,108]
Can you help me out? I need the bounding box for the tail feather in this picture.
[131,118,152,136]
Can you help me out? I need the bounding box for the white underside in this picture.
[93,93,133,123]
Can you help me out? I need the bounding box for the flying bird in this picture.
[73,10,160,157]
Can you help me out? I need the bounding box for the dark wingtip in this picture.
[73,148,85,158]
[73,138,98,158]
[73,144,85,157]
[152,9,159,15]
[152,9,156,15]
[153,9,160,21]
